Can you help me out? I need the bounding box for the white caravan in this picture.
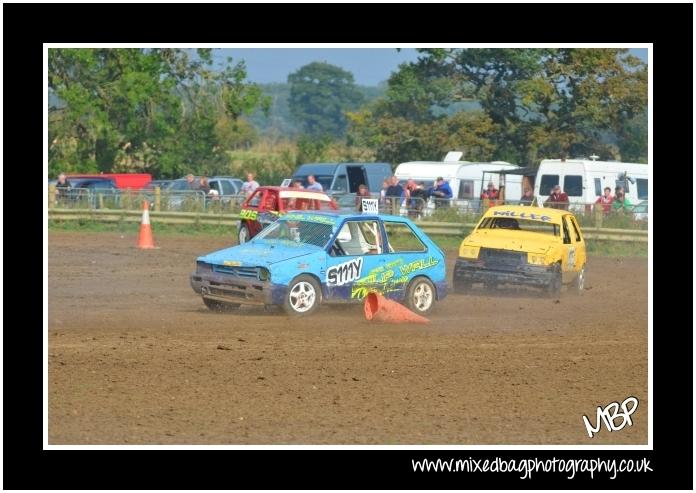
[394,152,523,209]
[533,158,649,210]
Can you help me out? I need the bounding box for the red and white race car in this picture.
[237,186,338,243]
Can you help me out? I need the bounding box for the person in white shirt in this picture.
[241,172,259,196]
[306,175,323,191]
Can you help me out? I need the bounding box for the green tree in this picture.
[288,62,364,137]
[48,49,269,178]
[350,49,647,165]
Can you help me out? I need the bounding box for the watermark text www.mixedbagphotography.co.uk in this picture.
[412,457,652,479]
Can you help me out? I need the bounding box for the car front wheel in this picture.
[572,265,585,294]
[238,224,250,244]
[405,277,435,315]
[284,275,321,316]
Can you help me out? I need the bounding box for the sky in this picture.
[213,48,649,86]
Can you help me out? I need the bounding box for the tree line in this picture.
[49,48,647,182]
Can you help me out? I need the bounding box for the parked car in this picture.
[453,205,586,296]
[630,200,648,221]
[60,177,120,208]
[237,186,338,244]
[190,211,448,316]
[291,162,392,194]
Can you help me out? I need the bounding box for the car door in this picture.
[325,219,384,302]
[568,215,586,275]
[560,216,576,283]
[378,220,436,301]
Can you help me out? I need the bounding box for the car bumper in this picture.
[190,272,287,305]
[453,258,554,287]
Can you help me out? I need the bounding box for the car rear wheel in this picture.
[405,277,435,315]
[203,297,240,312]
[238,224,250,244]
[546,264,562,298]
[284,275,321,316]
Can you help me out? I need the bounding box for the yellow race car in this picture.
[453,205,586,296]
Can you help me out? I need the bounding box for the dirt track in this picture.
[48,231,648,444]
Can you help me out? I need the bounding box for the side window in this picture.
[333,175,348,192]
[384,221,426,253]
[562,218,571,245]
[636,178,648,200]
[563,175,583,197]
[458,179,474,199]
[331,220,382,256]
[569,216,582,242]
[264,191,278,210]
[221,180,235,195]
[209,180,222,194]
[539,175,559,195]
[594,178,602,196]
[247,190,262,208]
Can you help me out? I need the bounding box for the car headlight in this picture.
[258,268,271,281]
[527,254,546,265]
[197,261,212,273]
[459,245,480,259]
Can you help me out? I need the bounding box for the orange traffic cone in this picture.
[364,292,429,324]
[137,200,156,249]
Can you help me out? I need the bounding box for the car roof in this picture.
[483,205,573,222]
[279,210,412,223]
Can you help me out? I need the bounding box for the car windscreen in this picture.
[253,219,334,248]
[477,217,559,237]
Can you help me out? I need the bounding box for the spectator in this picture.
[481,181,499,206]
[595,187,614,215]
[519,188,534,206]
[186,174,198,190]
[198,176,211,194]
[430,176,453,208]
[409,182,429,218]
[385,176,405,215]
[355,184,372,212]
[545,185,569,210]
[379,179,389,206]
[612,186,632,213]
[241,172,259,196]
[55,173,71,204]
[291,180,304,189]
[306,175,323,191]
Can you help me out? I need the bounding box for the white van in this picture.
[533,158,649,209]
[394,152,523,209]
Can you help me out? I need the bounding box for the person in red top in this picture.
[545,185,569,210]
[481,182,499,206]
[594,187,614,215]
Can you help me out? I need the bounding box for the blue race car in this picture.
[190,211,448,316]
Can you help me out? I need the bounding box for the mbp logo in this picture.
[582,396,639,438]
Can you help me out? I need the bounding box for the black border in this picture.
[4,2,692,490]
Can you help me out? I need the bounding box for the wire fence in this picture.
[48,186,648,231]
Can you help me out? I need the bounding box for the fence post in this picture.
[594,207,603,229]
[48,184,56,208]
[154,186,161,212]
[98,193,104,209]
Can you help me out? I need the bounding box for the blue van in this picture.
[292,162,392,194]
